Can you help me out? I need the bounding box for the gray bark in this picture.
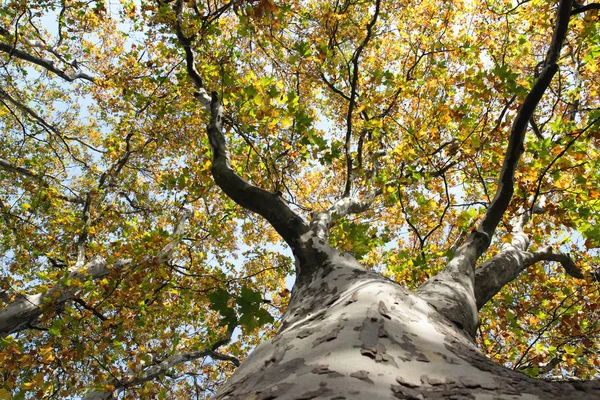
[416,0,573,337]
[213,237,600,400]
[0,256,127,337]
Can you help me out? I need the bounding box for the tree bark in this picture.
[213,236,600,400]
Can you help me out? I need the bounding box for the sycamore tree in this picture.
[2,0,600,398]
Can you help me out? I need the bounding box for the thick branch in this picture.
[473,198,598,309]
[0,41,95,82]
[0,256,130,338]
[418,0,573,337]
[0,209,191,337]
[477,0,572,255]
[173,1,309,249]
[309,188,382,240]
[571,2,600,15]
[207,93,309,248]
[475,246,598,310]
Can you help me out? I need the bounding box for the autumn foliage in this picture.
[0,0,599,398]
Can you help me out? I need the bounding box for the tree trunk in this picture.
[214,238,600,400]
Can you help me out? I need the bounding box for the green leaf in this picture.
[208,288,235,324]
[49,319,63,337]
[243,85,258,97]
[294,40,311,57]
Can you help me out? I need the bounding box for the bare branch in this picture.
[159,208,194,263]
[75,192,92,268]
[476,0,572,250]
[530,118,544,140]
[207,91,309,247]
[83,326,238,400]
[571,2,600,15]
[0,41,95,83]
[529,246,600,281]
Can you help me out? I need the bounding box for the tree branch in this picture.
[0,157,84,204]
[0,41,95,83]
[474,196,598,309]
[82,326,238,400]
[343,0,381,197]
[475,245,598,310]
[0,86,104,156]
[417,0,574,337]
[172,0,309,250]
[0,209,191,337]
[0,256,129,338]
[309,188,382,240]
[571,2,600,15]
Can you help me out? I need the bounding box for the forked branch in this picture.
[310,188,382,240]
[476,245,599,310]
[417,0,574,337]
[0,42,95,83]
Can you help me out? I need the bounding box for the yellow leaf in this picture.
[281,116,293,128]
[40,347,55,363]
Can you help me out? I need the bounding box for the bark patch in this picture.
[398,334,429,362]
[350,370,374,384]
[345,290,359,305]
[396,376,420,388]
[295,382,333,399]
[310,364,343,377]
[378,300,392,319]
[391,384,425,400]
[312,326,343,347]
[296,330,312,339]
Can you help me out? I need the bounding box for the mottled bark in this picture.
[164,1,600,398]
[213,238,600,400]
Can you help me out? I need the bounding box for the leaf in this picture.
[281,116,293,128]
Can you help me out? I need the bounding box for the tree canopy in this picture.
[1,0,600,398]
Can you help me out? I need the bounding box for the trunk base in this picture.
[215,249,600,399]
